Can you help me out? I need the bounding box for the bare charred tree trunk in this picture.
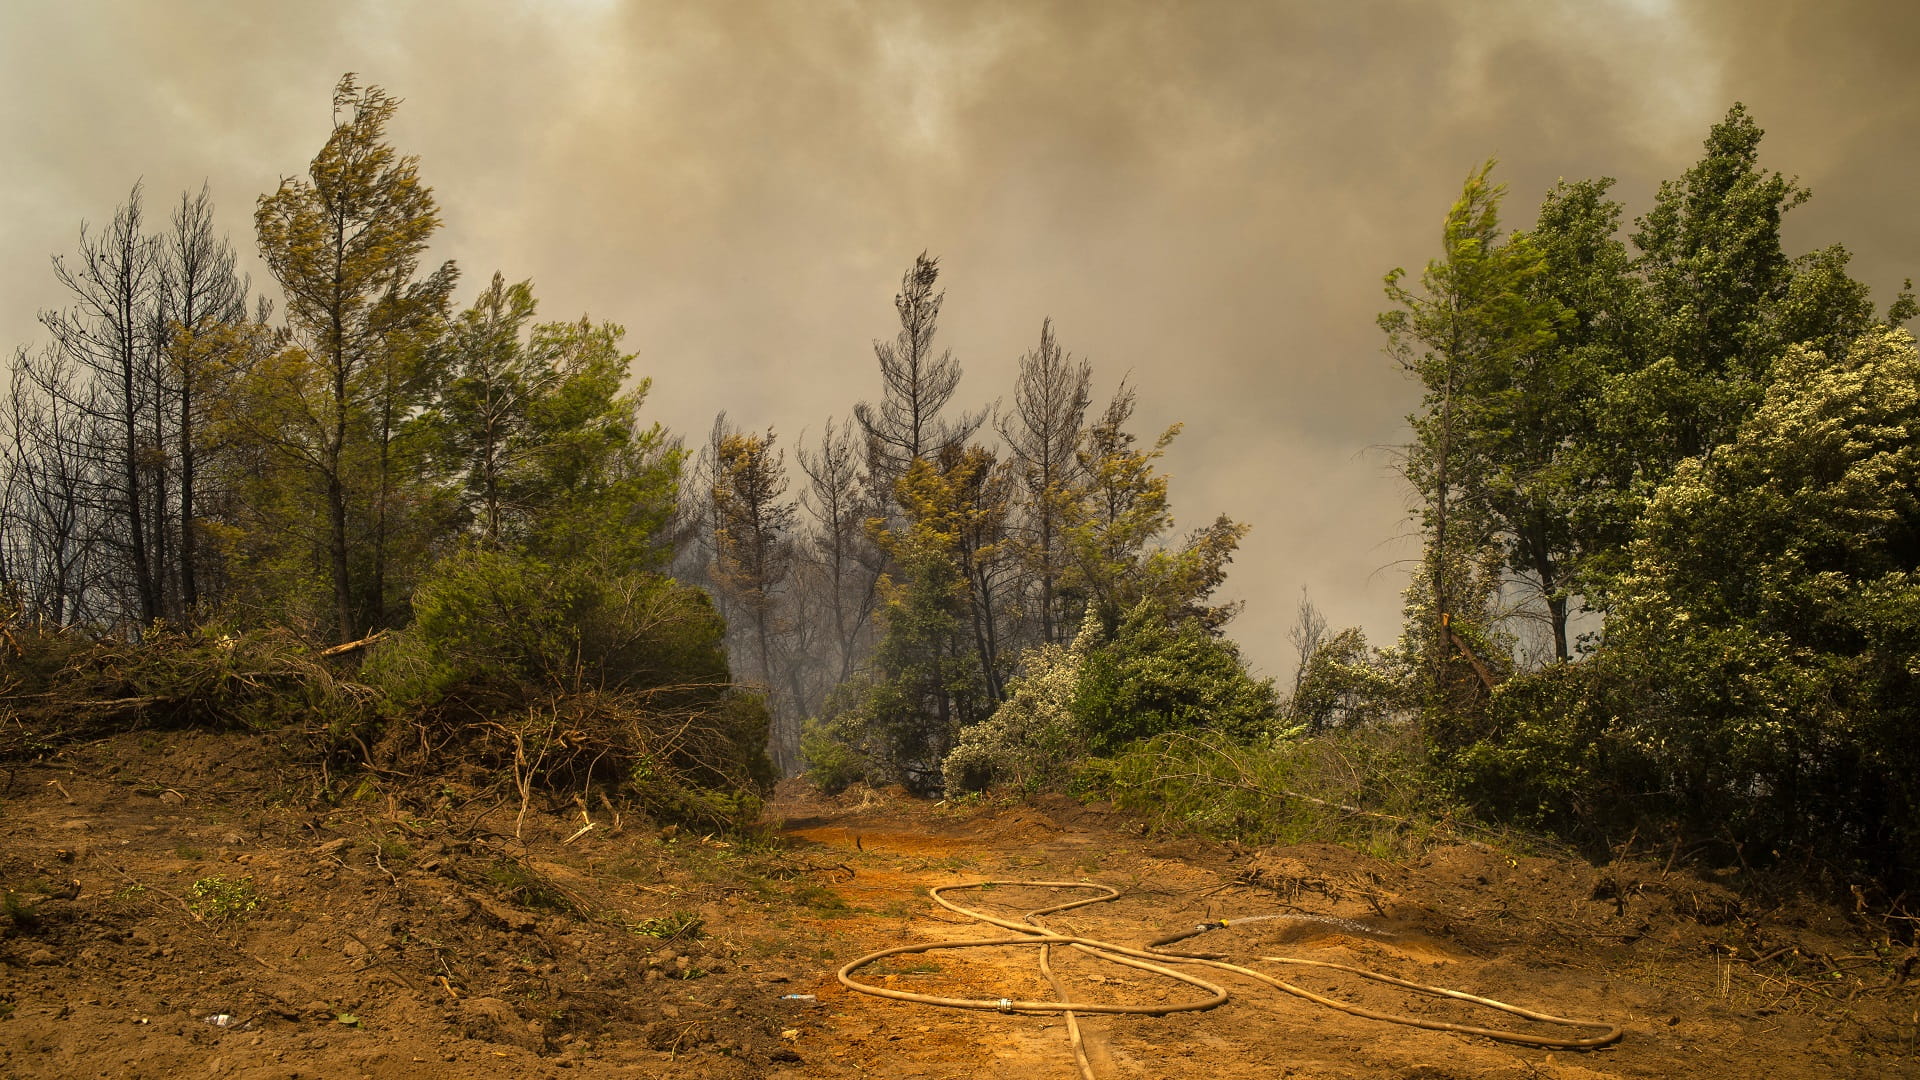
[40,184,164,629]
[854,253,982,504]
[798,417,882,685]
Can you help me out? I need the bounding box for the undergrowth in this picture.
[1076,724,1517,859]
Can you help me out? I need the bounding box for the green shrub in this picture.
[800,690,875,795]
[1077,724,1468,856]
[1446,329,1920,878]
[1072,601,1279,753]
[187,876,261,922]
[941,641,1085,794]
[362,548,773,829]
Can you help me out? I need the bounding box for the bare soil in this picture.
[2,730,1917,1078]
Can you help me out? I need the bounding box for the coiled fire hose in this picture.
[837,881,1621,1080]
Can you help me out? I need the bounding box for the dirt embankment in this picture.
[3,732,1918,1079]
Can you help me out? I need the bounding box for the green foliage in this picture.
[1,891,42,929]
[1450,328,1920,875]
[941,639,1085,794]
[799,682,880,794]
[1382,161,1557,727]
[250,73,459,640]
[1078,725,1470,857]
[941,602,1279,793]
[812,454,994,793]
[1074,601,1279,754]
[1061,386,1248,632]
[1611,327,1920,861]
[1287,627,1402,732]
[187,875,261,922]
[365,553,773,828]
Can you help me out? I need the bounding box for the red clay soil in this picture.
[2,730,1918,1079]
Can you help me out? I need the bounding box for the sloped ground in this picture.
[2,730,1917,1079]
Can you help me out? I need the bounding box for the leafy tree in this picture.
[434,272,542,546]
[1380,162,1559,736]
[805,451,997,792]
[514,316,678,567]
[1285,627,1397,732]
[1591,104,1879,560]
[1071,600,1277,754]
[939,442,1018,704]
[253,73,457,639]
[1062,383,1248,633]
[1484,178,1639,659]
[1604,326,1920,866]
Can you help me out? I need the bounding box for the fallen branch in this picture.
[319,630,388,658]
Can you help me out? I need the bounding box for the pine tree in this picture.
[253,74,458,639]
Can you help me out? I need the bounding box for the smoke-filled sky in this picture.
[3,1,1915,678]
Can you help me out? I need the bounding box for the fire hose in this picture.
[837,881,1621,1080]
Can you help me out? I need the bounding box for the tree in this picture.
[709,426,798,768]
[1593,327,1920,871]
[853,253,982,497]
[997,318,1092,645]
[155,183,253,623]
[434,272,542,546]
[1500,177,1643,648]
[796,416,883,686]
[38,184,164,626]
[1060,384,1248,634]
[513,315,680,567]
[1621,104,1876,482]
[937,442,1018,704]
[1380,162,1560,735]
[253,73,457,640]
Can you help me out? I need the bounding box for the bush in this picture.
[1286,627,1402,731]
[1073,601,1279,753]
[363,548,773,829]
[1076,724,1469,856]
[1442,328,1920,880]
[941,641,1085,795]
[799,681,878,795]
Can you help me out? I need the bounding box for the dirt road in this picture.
[767,787,1917,1079]
[2,732,1916,1078]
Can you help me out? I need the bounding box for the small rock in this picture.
[314,838,351,856]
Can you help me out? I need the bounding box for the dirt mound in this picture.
[0,732,816,1078]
